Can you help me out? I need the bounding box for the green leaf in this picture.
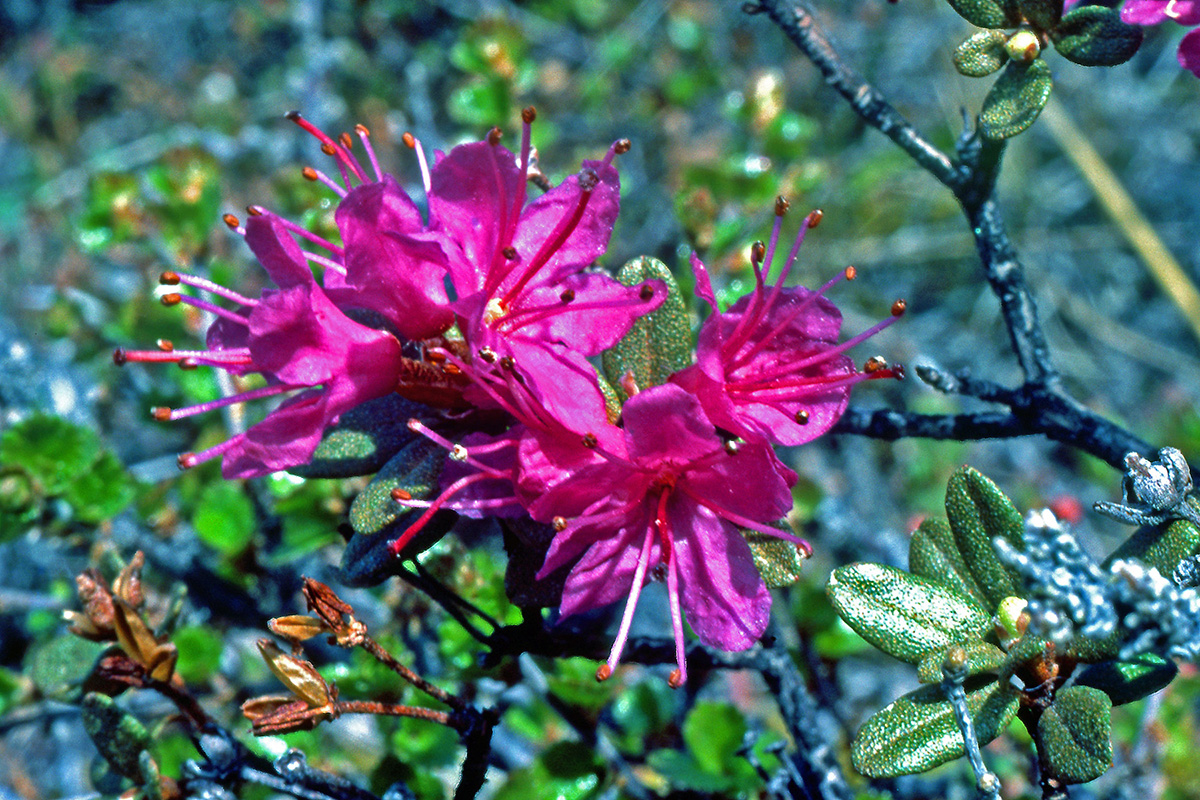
[348,437,445,537]
[1019,0,1061,32]
[1075,653,1178,706]
[81,692,153,780]
[683,701,748,775]
[979,59,1053,140]
[1102,507,1200,577]
[908,516,990,607]
[0,415,100,494]
[64,450,135,524]
[827,563,991,664]
[954,30,1011,77]
[746,530,807,588]
[601,256,693,399]
[1037,685,1113,784]
[1052,5,1143,66]
[944,466,1025,605]
[29,635,108,698]
[917,642,1006,684]
[852,678,1020,777]
[288,395,426,479]
[946,0,1020,29]
[192,482,255,556]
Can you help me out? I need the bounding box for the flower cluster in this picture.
[117,109,903,682]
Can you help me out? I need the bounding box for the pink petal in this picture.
[1179,27,1200,75]
[1121,0,1171,25]
[670,498,771,651]
[220,390,331,478]
[244,215,316,290]
[620,384,722,464]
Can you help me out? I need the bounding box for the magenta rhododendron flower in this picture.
[672,201,905,447]
[427,108,665,426]
[1121,0,1200,76]
[526,383,806,686]
[114,214,404,478]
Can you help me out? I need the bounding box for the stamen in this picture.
[355,123,383,182]
[178,434,246,470]
[285,111,367,184]
[152,382,298,421]
[391,488,413,501]
[388,472,500,557]
[403,132,433,194]
[303,165,349,198]
[604,526,657,677]
[167,293,253,327]
[602,138,632,166]
[664,532,688,686]
[165,271,259,307]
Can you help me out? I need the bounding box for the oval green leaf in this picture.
[944,466,1026,604]
[81,692,153,780]
[288,395,426,479]
[852,678,1020,777]
[954,30,1011,77]
[1052,5,1143,66]
[979,59,1053,140]
[946,0,1021,29]
[909,516,990,607]
[827,562,991,664]
[1074,653,1177,706]
[1037,685,1112,784]
[601,256,693,398]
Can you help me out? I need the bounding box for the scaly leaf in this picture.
[1037,685,1112,784]
[944,466,1025,605]
[1052,5,1143,66]
[601,256,693,399]
[979,59,1053,140]
[827,563,991,664]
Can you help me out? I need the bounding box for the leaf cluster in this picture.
[946,0,1142,138]
[828,465,1185,784]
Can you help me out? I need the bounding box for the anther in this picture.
[723,440,740,455]
[402,132,416,149]
[156,339,174,351]
[578,168,599,191]
[478,347,497,363]
[339,131,353,149]
[552,516,568,532]
[487,127,503,145]
[112,348,128,366]
[159,271,180,285]
[391,488,413,502]
[863,356,888,374]
[501,246,518,260]
[844,266,857,280]
[639,283,655,301]
[806,209,824,228]
[750,240,766,264]
[450,445,468,462]
[161,293,182,306]
[285,110,302,121]
[177,453,196,470]
[499,356,516,371]
[302,166,319,181]
[893,364,907,380]
[521,106,537,124]
[222,213,239,229]
[320,143,336,156]
[613,138,631,155]
[582,433,599,449]
[795,410,810,425]
[355,123,370,137]
[246,206,263,216]
[151,407,172,421]
[560,289,576,303]
[596,664,613,682]
[178,359,199,370]
[891,298,907,317]
[668,669,684,688]
[775,195,790,216]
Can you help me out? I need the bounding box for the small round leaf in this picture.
[1037,685,1113,784]
[946,0,1021,29]
[980,59,1053,140]
[954,31,1011,77]
[1052,6,1143,66]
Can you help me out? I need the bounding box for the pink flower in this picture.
[281,114,454,341]
[671,200,905,447]
[525,383,806,686]
[1121,0,1200,76]
[114,214,404,479]
[426,109,665,427]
